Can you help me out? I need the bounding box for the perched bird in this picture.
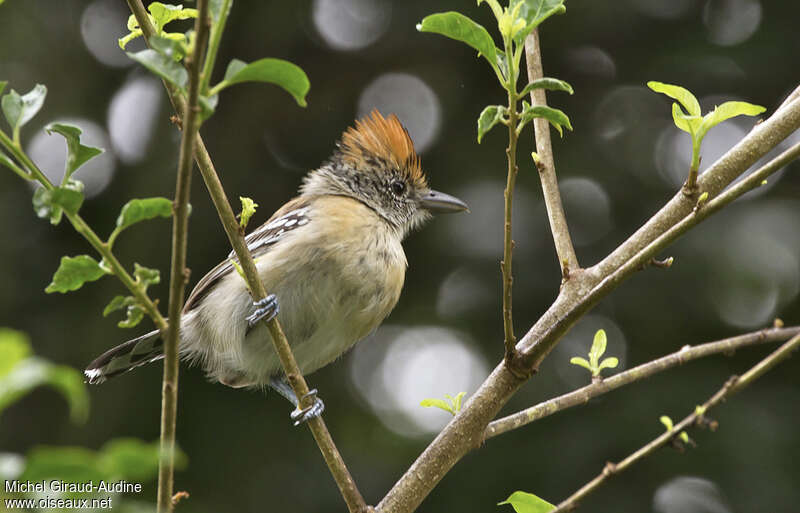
[85,110,468,423]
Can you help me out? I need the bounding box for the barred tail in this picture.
[84,330,164,384]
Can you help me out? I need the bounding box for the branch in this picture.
[502,37,520,363]
[524,29,579,278]
[125,3,366,511]
[552,330,800,512]
[484,325,800,440]
[157,1,209,512]
[376,93,800,513]
[518,94,800,368]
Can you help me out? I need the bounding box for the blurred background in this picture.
[1,0,799,511]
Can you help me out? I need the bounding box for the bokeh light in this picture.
[563,46,616,80]
[26,118,116,198]
[560,177,613,246]
[653,476,731,513]
[108,75,162,164]
[357,73,441,153]
[703,0,762,47]
[312,0,392,51]
[81,0,136,68]
[442,180,540,259]
[349,325,489,437]
[701,202,800,328]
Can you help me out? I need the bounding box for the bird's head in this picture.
[300,110,468,237]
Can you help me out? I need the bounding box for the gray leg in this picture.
[247,294,279,329]
[268,376,325,426]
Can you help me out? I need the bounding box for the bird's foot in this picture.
[246,294,279,328]
[290,389,325,426]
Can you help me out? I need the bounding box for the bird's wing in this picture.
[183,196,312,312]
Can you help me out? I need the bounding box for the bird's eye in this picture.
[391,180,406,196]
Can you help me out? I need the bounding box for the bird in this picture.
[84,110,468,424]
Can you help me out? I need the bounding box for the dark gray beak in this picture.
[420,189,469,214]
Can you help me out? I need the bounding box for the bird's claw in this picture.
[290,389,325,426]
[246,294,279,328]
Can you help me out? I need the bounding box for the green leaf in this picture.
[598,356,619,371]
[148,34,187,61]
[519,77,573,97]
[660,415,674,431]
[127,49,188,90]
[477,105,506,143]
[134,263,160,290]
[44,123,104,181]
[118,303,145,329]
[49,186,84,215]
[647,81,700,117]
[510,0,566,44]
[148,2,197,32]
[239,196,258,228]
[0,328,32,377]
[588,329,607,368]
[420,398,454,414]
[498,490,555,513]
[214,58,310,107]
[32,186,84,225]
[0,81,7,96]
[569,356,591,371]
[111,197,173,245]
[518,101,572,136]
[0,355,89,423]
[198,93,219,121]
[103,296,145,329]
[2,84,47,134]
[118,27,143,50]
[21,446,104,483]
[417,12,499,74]
[98,438,170,481]
[671,102,700,134]
[45,255,107,293]
[104,295,135,316]
[698,101,766,140]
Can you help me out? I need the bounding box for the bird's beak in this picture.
[420,189,469,214]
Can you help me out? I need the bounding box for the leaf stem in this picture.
[199,0,232,95]
[157,0,209,511]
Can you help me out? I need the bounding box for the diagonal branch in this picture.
[484,325,800,440]
[377,93,800,513]
[552,330,800,512]
[158,1,209,511]
[524,29,579,279]
[124,2,367,511]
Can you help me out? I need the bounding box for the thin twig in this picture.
[502,37,519,364]
[524,29,579,279]
[484,326,800,440]
[552,331,800,512]
[125,2,367,511]
[157,1,209,512]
